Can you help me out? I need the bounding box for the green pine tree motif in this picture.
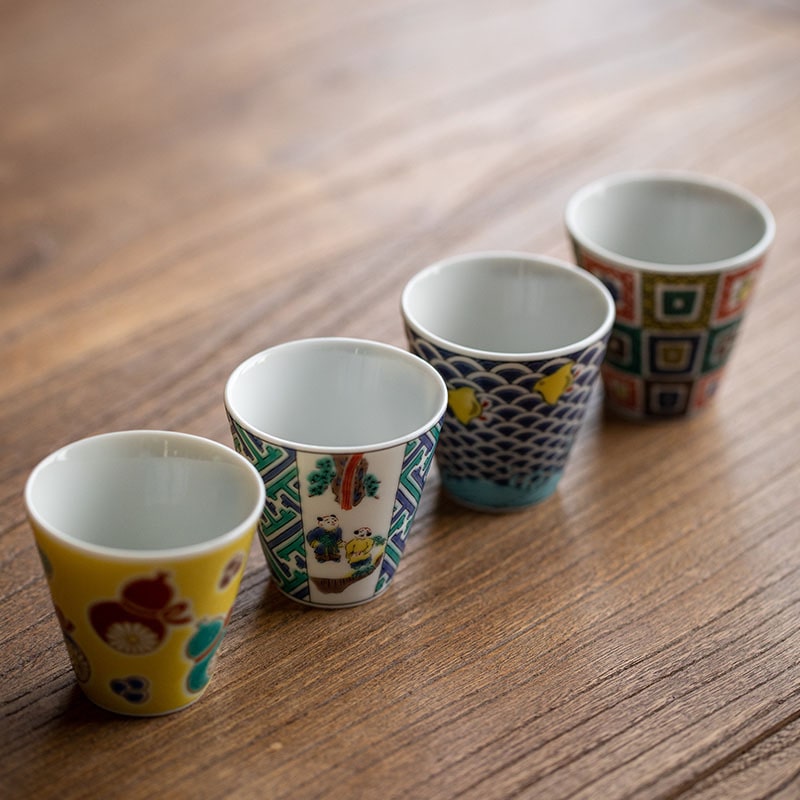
[364,473,380,498]
[307,457,335,496]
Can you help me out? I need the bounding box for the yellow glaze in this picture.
[31,519,256,716]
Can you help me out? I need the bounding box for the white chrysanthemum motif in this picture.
[105,621,159,654]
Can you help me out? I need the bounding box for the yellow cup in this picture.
[24,431,265,716]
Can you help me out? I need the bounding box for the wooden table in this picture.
[2,1,799,797]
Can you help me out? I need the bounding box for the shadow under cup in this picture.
[401,252,616,512]
[224,338,448,608]
[565,171,776,419]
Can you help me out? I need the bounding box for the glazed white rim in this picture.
[564,169,776,275]
[224,337,448,453]
[24,430,266,562]
[400,251,616,361]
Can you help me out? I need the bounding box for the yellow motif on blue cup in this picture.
[447,386,486,425]
[534,361,576,405]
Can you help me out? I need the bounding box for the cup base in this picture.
[440,472,562,513]
[270,577,395,609]
[603,399,705,423]
[80,687,204,717]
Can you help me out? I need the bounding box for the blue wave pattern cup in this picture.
[401,253,615,512]
[224,338,448,608]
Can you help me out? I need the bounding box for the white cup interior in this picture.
[25,432,264,553]
[566,173,774,268]
[401,253,614,357]
[225,339,447,450]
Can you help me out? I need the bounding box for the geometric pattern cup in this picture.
[565,171,775,420]
[401,253,615,512]
[24,431,265,716]
[224,338,447,608]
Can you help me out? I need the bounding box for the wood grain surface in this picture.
[2,0,799,797]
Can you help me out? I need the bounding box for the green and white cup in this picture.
[225,338,447,608]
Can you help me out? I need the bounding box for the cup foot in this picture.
[80,687,204,717]
[603,400,704,423]
[441,472,562,513]
[270,577,394,609]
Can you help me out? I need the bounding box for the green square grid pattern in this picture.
[703,319,742,372]
[604,322,641,374]
[643,273,719,329]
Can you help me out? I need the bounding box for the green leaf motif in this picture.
[308,457,335,497]
[364,473,380,498]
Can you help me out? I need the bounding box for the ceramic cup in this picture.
[401,252,615,512]
[565,170,775,420]
[24,430,265,716]
[224,338,448,608]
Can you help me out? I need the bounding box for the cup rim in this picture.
[224,337,448,453]
[24,430,266,561]
[564,169,776,275]
[400,251,616,361]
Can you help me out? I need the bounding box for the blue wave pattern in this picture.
[405,329,608,508]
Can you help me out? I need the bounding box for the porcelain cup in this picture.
[24,430,265,716]
[565,170,775,419]
[224,338,447,608]
[401,252,615,512]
